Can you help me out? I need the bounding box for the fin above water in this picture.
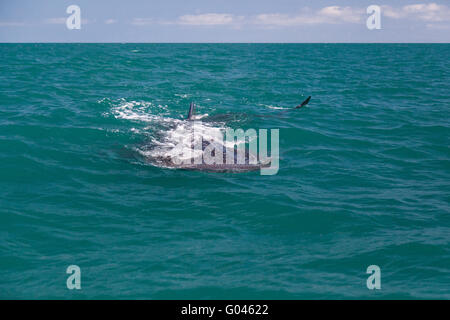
[295,96,311,109]
[187,102,196,120]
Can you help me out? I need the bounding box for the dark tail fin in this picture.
[295,96,311,109]
[187,102,195,120]
[271,95,312,117]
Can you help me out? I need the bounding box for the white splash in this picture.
[105,98,247,166]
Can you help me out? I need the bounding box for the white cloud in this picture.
[105,19,117,25]
[178,13,236,26]
[382,6,404,19]
[254,6,363,27]
[383,3,450,22]
[131,13,242,27]
[318,6,362,23]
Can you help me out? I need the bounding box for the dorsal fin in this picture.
[295,96,311,109]
[187,102,195,120]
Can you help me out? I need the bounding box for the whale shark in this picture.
[140,96,311,173]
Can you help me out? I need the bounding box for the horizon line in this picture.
[1,42,449,44]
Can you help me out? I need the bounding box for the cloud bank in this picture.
[254,6,364,27]
[3,3,448,31]
[178,13,237,26]
[128,3,450,29]
[383,3,450,22]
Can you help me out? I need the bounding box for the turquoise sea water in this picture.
[0,44,449,299]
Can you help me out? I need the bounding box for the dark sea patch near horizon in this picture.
[0,44,449,299]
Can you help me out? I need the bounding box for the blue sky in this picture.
[1,0,449,42]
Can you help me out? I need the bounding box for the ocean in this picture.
[0,43,449,299]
